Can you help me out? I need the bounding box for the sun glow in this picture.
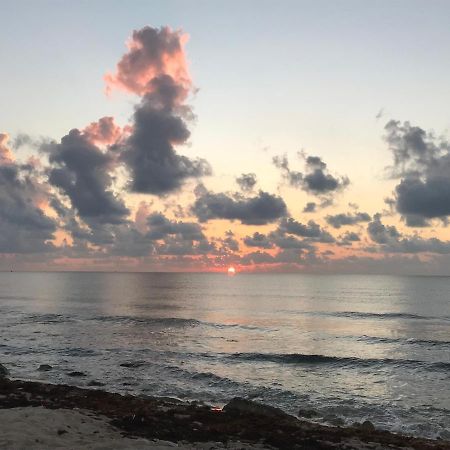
[227,266,236,275]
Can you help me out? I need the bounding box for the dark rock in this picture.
[120,361,146,368]
[0,364,8,377]
[57,429,67,435]
[298,408,320,418]
[361,420,376,432]
[223,397,292,419]
[67,371,87,378]
[324,415,345,427]
[38,364,53,372]
[87,380,105,387]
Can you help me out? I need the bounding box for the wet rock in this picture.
[324,415,345,426]
[120,361,146,368]
[298,408,320,418]
[0,364,8,377]
[223,397,292,419]
[38,364,53,372]
[57,429,67,435]
[87,380,105,387]
[361,420,376,432]
[67,371,87,378]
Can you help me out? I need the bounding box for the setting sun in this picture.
[227,266,236,275]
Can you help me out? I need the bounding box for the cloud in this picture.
[106,26,211,195]
[45,129,129,224]
[302,154,350,195]
[338,231,361,246]
[146,212,206,241]
[0,133,14,164]
[273,153,349,196]
[236,173,257,192]
[277,217,335,242]
[192,189,288,225]
[83,117,124,146]
[325,211,371,229]
[121,77,211,194]
[385,120,450,225]
[0,145,56,253]
[303,202,316,213]
[367,213,450,254]
[104,26,191,97]
[243,232,273,249]
[272,154,303,187]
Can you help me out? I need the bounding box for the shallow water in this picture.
[0,272,449,438]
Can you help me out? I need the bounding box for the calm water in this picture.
[0,273,449,438]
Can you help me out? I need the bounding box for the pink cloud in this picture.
[0,133,14,164]
[83,116,124,146]
[104,26,191,98]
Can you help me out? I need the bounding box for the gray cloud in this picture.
[236,173,257,192]
[338,231,361,246]
[273,153,349,196]
[121,75,211,194]
[243,232,273,249]
[277,217,335,242]
[367,213,450,254]
[385,120,450,225]
[0,159,56,254]
[192,189,288,225]
[326,211,371,229]
[146,212,206,241]
[303,202,316,213]
[46,129,129,224]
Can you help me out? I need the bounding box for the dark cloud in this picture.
[240,251,275,265]
[121,76,211,195]
[303,202,316,213]
[385,120,450,225]
[46,129,129,224]
[367,213,450,254]
[236,173,257,192]
[0,151,56,253]
[302,155,350,195]
[146,212,205,241]
[338,231,361,246]
[273,153,349,196]
[218,230,240,252]
[272,155,303,187]
[277,217,335,242]
[243,232,273,249]
[192,189,287,225]
[325,211,371,229]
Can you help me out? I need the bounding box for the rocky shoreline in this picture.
[0,366,449,450]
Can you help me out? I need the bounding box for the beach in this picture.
[0,370,449,450]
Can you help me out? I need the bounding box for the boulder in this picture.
[38,364,53,372]
[0,364,8,377]
[298,408,320,418]
[87,380,105,387]
[67,371,87,378]
[223,397,292,419]
[360,420,376,432]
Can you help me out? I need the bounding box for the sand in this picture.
[0,406,271,450]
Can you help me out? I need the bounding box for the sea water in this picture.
[0,272,449,438]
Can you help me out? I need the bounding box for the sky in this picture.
[2,0,450,273]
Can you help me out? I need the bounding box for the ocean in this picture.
[0,272,449,439]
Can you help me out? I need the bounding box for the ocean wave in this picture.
[227,352,450,371]
[307,311,450,322]
[357,335,450,348]
[90,315,263,331]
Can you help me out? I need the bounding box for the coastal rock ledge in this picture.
[0,374,448,450]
